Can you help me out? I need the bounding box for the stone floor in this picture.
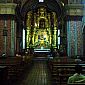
[14,58,52,85]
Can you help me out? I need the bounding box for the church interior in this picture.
[0,0,85,85]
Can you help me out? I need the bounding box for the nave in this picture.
[14,58,52,85]
[1,54,85,85]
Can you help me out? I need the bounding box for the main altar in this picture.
[26,7,58,51]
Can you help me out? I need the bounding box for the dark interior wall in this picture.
[83,27,85,56]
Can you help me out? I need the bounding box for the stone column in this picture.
[65,4,83,57]
[82,0,85,55]
[67,18,71,56]
[27,13,31,48]
[3,19,7,56]
[48,13,51,45]
[53,12,57,48]
[0,3,17,56]
[11,16,15,56]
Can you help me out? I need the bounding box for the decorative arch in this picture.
[20,0,63,19]
[18,0,66,53]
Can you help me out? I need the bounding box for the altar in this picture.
[34,47,50,53]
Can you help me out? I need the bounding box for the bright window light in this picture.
[58,29,60,36]
[23,29,25,49]
[58,45,59,49]
[39,0,44,2]
[58,37,60,44]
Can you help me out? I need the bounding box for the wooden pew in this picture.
[68,83,85,85]
[48,58,85,85]
[0,57,22,81]
[0,55,33,84]
[0,66,8,85]
[0,57,25,82]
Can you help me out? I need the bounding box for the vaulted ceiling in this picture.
[15,0,67,19]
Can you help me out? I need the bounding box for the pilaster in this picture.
[0,3,17,56]
[11,16,15,56]
[65,4,83,57]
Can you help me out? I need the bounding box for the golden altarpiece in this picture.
[26,7,58,50]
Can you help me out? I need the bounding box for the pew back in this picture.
[68,83,85,85]
[48,58,85,85]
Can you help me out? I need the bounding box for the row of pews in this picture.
[48,57,85,85]
[0,54,33,85]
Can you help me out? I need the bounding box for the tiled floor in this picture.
[15,58,51,85]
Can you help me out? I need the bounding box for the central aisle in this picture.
[18,58,51,85]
